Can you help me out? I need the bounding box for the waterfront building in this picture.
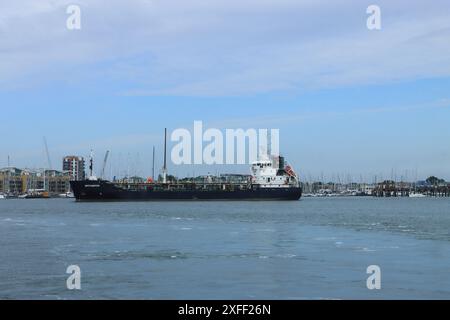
[0,168,70,196]
[0,168,25,194]
[63,156,86,181]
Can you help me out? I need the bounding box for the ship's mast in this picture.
[89,149,94,178]
[163,128,168,184]
[268,129,272,159]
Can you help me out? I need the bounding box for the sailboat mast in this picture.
[6,156,10,194]
[163,128,168,184]
[43,168,46,192]
[152,146,155,181]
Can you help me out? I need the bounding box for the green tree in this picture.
[426,176,445,185]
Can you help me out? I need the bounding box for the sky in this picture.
[1,0,450,181]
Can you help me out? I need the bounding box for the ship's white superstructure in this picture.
[251,156,299,188]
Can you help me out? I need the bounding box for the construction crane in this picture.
[101,150,110,180]
[43,137,52,170]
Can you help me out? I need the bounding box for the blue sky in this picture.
[1,0,450,181]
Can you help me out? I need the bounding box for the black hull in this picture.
[70,180,302,201]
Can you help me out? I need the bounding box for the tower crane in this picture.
[101,150,110,180]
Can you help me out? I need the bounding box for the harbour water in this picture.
[0,197,449,300]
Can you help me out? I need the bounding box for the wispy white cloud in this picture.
[199,97,450,128]
[1,0,450,95]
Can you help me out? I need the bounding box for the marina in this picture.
[302,181,450,198]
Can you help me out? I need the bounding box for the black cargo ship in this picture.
[71,129,302,201]
[70,179,302,201]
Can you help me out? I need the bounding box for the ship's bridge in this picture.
[251,159,298,188]
[251,160,277,177]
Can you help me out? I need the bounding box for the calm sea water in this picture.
[0,197,449,300]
